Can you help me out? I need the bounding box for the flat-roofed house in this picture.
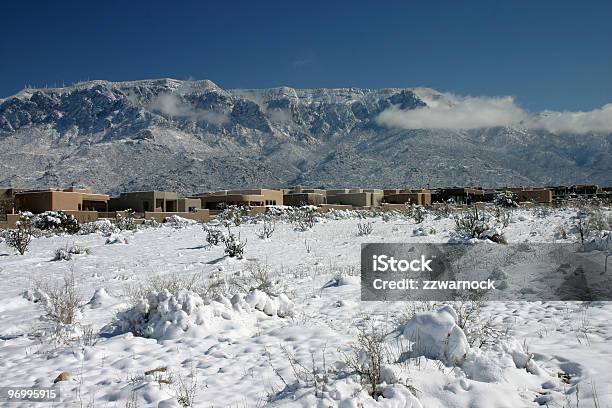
[14,187,109,213]
[109,191,182,213]
[283,186,327,206]
[506,187,553,203]
[194,189,283,209]
[326,189,384,207]
[383,189,432,206]
[433,187,485,204]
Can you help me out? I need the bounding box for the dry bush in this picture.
[357,222,374,236]
[343,324,392,398]
[292,207,317,231]
[35,273,84,326]
[4,215,32,255]
[258,218,276,239]
[53,245,91,261]
[454,206,490,238]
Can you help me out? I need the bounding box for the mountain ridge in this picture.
[0,79,610,195]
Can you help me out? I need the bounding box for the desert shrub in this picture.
[454,206,491,238]
[452,292,509,348]
[224,226,246,258]
[218,204,249,227]
[292,206,317,231]
[493,206,513,227]
[116,210,137,231]
[203,225,224,246]
[33,211,80,234]
[357,222,373,236]
[230,263,286,297]
[574,208,594,244]
[343,324,392,398]
[53,245,91,261]
[143,218,161,228]
[4,214,32,255]
[258,217,276,239]
[123,272,205,304]
[494,191,519,208]
[405,204,426,223]
[35,273,84,326]
[79,219,117,236]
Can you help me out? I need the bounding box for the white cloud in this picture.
[376,92,612,134]
[149,93,228,126]
[528,104,612,134]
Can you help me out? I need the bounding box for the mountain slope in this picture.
[0,79,610,194]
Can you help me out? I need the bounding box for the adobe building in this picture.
[432,187,485,204]
[14,187,109,213]
[109,191,199,213]
[326,189,384,207]
[283,186,327,206]
[383,189,432,206]
[0,188,27,215]
[194,189,283,210]
[506,187,553,203]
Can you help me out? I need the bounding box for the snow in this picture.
[0,207,611,407]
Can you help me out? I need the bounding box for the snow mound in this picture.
[88,288,113,309]
[398,305,469,365]
[113,288,294,339]
[164,215,196,228]
[105,234,127,244]
[243,289,294,317]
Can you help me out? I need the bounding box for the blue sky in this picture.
[1,0,611,111]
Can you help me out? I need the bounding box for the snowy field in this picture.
[0,207,611,407]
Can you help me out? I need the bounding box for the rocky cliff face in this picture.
[0,79,610,194]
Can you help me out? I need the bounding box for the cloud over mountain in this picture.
[377,93,612,134]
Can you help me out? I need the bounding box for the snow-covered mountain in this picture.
[0,78,610,194]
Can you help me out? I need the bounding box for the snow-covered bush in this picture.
[115,210,137,231]
[53,245,91,261]
[33,211,80,234]
[357,222,373,236]
[244,289,294,317]
[203,225,224,246]
[165,215,196,228]
[143,218,161,228]
[494,191,519,208]
[115,289,204,338]
[218,205,249,227]
[453,206,506,243]
[114,287,294,339]
[398,305,469,365]
[230,263,287,297]
[292,206,318,231]
[105,234,128,244]
[224,227,246,258]
[258,217,276,239]
[79,219,117,236]
[4,214,32,255]
[406,205,426,224]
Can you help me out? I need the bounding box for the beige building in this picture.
[194,189,283,209]
[326,189,384,207]
[383,189,432,206]
[109,191,200,213]
[14,187,109,213]
[283,186,327,206]
[506,187,553,203]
